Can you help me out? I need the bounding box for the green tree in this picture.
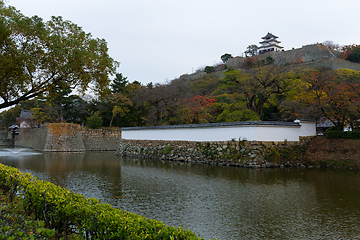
[212,94,259,122]
[244,44,258,57]
[111,73,129,94]
[224,66,300,119]
[0,2,118,110]
[347,48,360,63]
[86,112,103,129]
[204,66,216,74]
[220,53,233,63]
[0,105,21,127]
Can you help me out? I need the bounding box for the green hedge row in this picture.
[326,131,360,139]
[0,163,206,240]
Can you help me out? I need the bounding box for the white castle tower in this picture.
[258,32,283,54]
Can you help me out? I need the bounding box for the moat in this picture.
[1,149,360,240]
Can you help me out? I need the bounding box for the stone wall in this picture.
[214,44,360,72]
[117,137,312,168]
[0,130,13,147]
[44,123,85,152]
[15,127,48,150]
[15,124,121,152]
[81,128,122,151]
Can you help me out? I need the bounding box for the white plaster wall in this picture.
[122,126,258,142]
[299,121,316,137]
[122,120,316,142]
[121,124,316,142]
[255,125,301,141]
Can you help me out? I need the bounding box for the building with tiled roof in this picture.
[258,32,284,54]
[16,110,34,128]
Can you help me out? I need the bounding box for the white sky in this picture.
[5,0,360,85]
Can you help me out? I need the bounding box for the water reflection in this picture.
[0,150,359,240]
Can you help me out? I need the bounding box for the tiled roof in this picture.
[262,32,278,39]
[316,119,335,128]
[17,110,33,119]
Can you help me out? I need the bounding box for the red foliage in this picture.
[340,44,360,60]
[243,57,257,69]
[179,95,217,124]
[187,95,216,107]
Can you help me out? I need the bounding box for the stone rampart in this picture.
[15,124,121,152]
[15,127,48,150]
[210,44,360,73]
[81,128,122,151]
[0,130,14,147]
[117,137,312,168]
[44,123,85,152]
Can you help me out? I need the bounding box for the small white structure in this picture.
[258,32,284,54]
[121,120,316,142]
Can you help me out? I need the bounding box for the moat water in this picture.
[1,149,360,240]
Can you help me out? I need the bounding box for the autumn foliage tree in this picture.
[175,95,216,124]
[340,44,360,63]
[297,68,360,130]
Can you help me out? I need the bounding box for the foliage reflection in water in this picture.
[0,150,360,240]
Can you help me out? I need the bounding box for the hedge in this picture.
[0,163,206,240]
[326,131,360,139]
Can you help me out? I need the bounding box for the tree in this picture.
[111,73,128,94]
[243,57,257,69]
[108,93,133,128]
[224,66,300,119]
[204,66,216,74]
[297,68,360,130]
[86,112,103,129]
[322,40,340,51]
[340,44,360,63]
[244,44,258,57]
[212,94,259,122]
[189,73,222,96]
[0,105,21,127]
[347,49,360,63]
[220,53,233,63]
[174,95,216,124]
[0,2,118,110]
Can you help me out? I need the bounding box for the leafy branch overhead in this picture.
[0,2,118,110]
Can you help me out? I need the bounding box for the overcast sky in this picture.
[6,0,360,85]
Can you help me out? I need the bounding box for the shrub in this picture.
[0,164,206,240]
[86,112,103,129]
[204,66,216,74]
[326,131,360,139]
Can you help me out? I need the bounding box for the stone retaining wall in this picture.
[15,124,121,152]
[117,137,312,168]
[0,130,14,147]
[81,128,122,151]
[15,127,48,150]
[44,124,85,152]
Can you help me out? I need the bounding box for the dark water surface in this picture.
[1,149,360,240]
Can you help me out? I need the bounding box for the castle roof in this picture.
[259,38,281,44]
[258,44,284,50]
[16,110,33,120]
[262,32,278,39]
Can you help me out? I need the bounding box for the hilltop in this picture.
[179,44,360,82]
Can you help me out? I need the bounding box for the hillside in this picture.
[179,44,360,82]
[305,137,360,168]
